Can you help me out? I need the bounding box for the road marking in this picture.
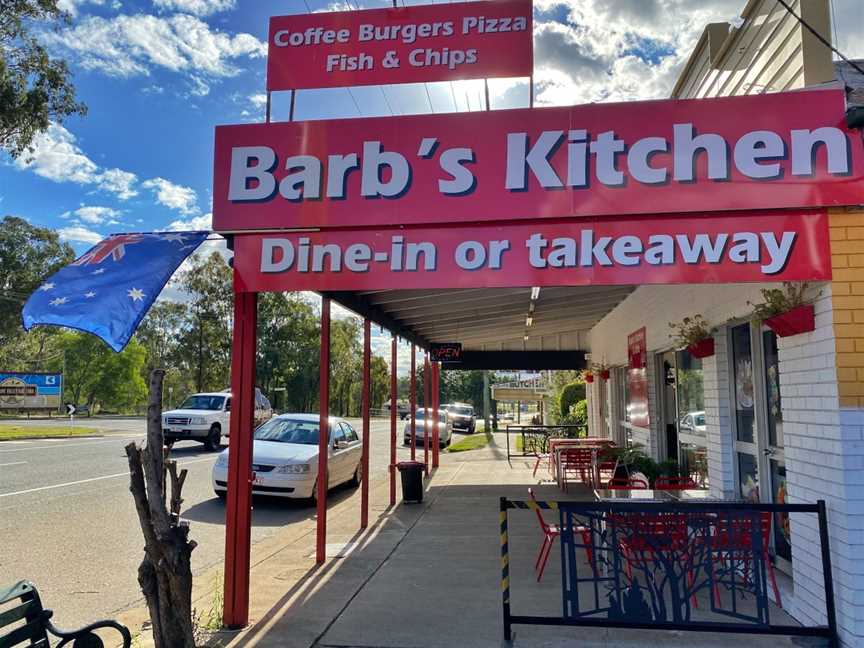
[0,437,140,454]
[0,457,212,499]
[0,462,27,467]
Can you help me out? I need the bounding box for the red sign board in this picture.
[232,211,830,293]
[627,328,649,429]
[266,0,533,91]
[213,88,863,233]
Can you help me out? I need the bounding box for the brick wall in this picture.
[828,209,864,408]
[703,332,735,499]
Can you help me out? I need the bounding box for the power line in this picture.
[774,0,864,78]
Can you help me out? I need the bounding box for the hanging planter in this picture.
[764,304,816,337]
[687,337,715,359]
[599,369,611,381]
[584,372,595,384]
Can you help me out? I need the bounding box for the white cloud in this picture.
[142,178,199,215]
[57,0,118,17]
[249,93,267,108]
[58,226,104,244]
[63,205,122,224]
[166,213,211,231]
[153,0,235,16]
[43,13,266,91]
[13,124,139,200]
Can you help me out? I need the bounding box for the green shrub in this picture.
[558,381,586,419]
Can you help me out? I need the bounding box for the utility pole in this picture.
[483,371,490,433]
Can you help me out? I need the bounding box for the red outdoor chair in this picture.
[560,448,594,491]
[706,511,782,607]
[532,453,550,478]
[597,449,619,483]
[605,477,649,490]
[528,488,594,582]
[654,476,699,490]
[612,511,699,608]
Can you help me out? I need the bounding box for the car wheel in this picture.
[308,479,320,506]
[348,463,361,487]
[215,490,226,500]
[204,424,221,451]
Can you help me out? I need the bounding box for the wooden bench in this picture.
[0,581,131,647]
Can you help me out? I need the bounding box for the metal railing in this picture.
[503,424,588,458]
[500,497,837,646]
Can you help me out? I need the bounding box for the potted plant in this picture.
[583,370,595,384]
[749,282,816,337]
[609,446,661,486]
[668,314,715,358]
[593,363,610,381]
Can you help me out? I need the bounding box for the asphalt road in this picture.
[0,416,435,628]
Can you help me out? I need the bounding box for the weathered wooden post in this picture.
[125,369,196,648]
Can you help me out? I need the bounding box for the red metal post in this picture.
[423,354,430,476]
[389,336,397,506]
[432,361,440,468]
[361,318,371,528]
[316,297,331,564]
[223,290,258,628]
[410,343,416,460]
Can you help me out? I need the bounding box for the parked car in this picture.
[444,402,476,433]
[212,413,362,501]
[402,408,453,448]
[161,388,272,450]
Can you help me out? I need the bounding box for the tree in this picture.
[1,1,87,158]
[558,381,586,419]
[48,331,146,412]
[0,215,74,346]
[176,252,232,393]
[369,355,389,410]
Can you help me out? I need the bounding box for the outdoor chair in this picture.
[704,511,782,607]
[528,488,594,582]
[605,476,649,490]
[610,511,699,608]
[560,448,594,491]
[596,449,619,483]
[654,476,699,490]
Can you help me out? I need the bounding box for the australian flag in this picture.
[22,231,210,352]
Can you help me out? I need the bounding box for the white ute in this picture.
[162,388,272,451]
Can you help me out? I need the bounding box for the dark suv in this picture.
[444,402,476,434]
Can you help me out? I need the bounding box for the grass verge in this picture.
[0,425,99,441]
[447,430,492,453]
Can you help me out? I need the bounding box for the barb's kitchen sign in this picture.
[232,211,830,292]
[267,0,532,91]
[213,89,863,232]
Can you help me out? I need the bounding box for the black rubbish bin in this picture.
[396,461,425,503]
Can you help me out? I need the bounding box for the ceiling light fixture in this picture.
[530,286,541,301]
[526,316,534,327]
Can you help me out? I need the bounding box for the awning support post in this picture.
[223,290,257,628]
[361,318,371,529]
[410,344,417,461]
[316,297,331,564]
[424,354,430,476]
[432,361,440,468]
[389,336,397,506]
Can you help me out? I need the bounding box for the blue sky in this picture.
[3,0,862,369]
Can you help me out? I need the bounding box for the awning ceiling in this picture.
[326,285,635,352]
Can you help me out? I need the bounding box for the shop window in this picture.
[731,323,756,444]
[676,350,706,487]
[738,452,760,503]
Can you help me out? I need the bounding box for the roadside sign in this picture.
[66,403,76,416]
[267,0,533,91]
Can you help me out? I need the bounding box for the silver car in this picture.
[402,409,452,448]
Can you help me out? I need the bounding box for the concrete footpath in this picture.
[119,438,808,648]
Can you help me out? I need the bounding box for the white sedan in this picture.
[212,413,362,502]
[402,408,453,448]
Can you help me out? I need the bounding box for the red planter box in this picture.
[687,338,715,359]
[764,304,816,337]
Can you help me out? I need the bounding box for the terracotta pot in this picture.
[599,369,610,381]
[585,373,595,384]
[687,338,715,359]
[764,304,815,337]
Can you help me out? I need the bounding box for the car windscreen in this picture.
[695,413,706,426]
[179,395,225,410]
[450,406,473,416]
[415,410,447,422]
[254,418,320,445]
